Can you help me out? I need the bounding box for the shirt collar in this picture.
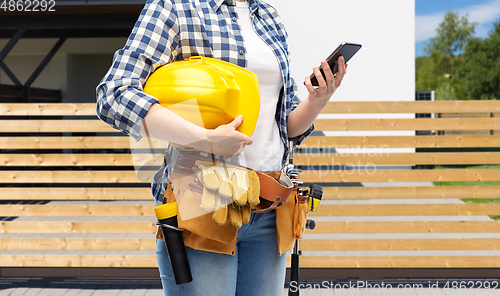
[209,0,234,12]
[209,0,261,14]
[248,0,260,14]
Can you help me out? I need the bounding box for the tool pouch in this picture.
[166,152,239,246]
[293,192,309,239]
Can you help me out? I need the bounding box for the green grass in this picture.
[432,164,500,220]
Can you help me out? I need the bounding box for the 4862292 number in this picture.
[1,0,56,12]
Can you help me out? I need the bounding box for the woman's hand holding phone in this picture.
[304,56,348,108]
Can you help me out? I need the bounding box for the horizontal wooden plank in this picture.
[0,137,169,149]
[313,221,500,233]
[2,101,498,116]
[2,220,500,235]
[2,152,497,167]
[0,103,96,116]
[1,169,498,184]
[0,254,157,268]
[2,118,499,133]
[2,254,500,268]
[0,188,152,200]
[5,237,500,252]
[0,221,156,234]
[300,238,500,251]
[313,118,500,131]
[321,101,500,114]
[0,238,155,251]
[299,169,500,183]
[0,171,152,183]
[2,186,497,201]
[0,154,162,167]
[4,203,500,217]
[323,186,500,199]
[298,135,500,148]
[1,169,498,187]
[295,152,500,165]
[0,204,154,217]
[312,203,500,217]
[0,120,117,133]
[0,154,130,166]
[295,256,500,268]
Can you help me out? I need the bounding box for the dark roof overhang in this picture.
[0,1,145,38]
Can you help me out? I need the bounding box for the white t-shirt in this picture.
[235,1,285,171]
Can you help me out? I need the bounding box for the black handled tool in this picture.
[154,202,193,285]
[286,141,323,296]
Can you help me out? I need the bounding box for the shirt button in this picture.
[232,17,237,22]
[239,50,244,55]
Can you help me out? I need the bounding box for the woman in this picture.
[96,0,347,295]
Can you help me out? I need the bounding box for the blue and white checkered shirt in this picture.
[96,0,314,203]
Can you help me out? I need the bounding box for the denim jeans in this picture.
[156,210,288,296]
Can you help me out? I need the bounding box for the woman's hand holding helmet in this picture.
[139,103,252,156]
[206,115,253,156]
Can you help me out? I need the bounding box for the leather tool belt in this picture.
[252,170,294,213]
[171,149,294,213]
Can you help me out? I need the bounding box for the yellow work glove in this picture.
[224,166,260,206]
[193,163,229,225]
[194,161,260,228]
[212,190,229,226]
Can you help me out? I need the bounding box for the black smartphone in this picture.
[308,42,362,86]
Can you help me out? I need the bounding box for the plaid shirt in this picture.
[96,0,314,203]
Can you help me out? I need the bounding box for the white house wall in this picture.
[272,0,415,103]
[273,0,416,157]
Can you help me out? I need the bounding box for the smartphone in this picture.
[308,42,362,86]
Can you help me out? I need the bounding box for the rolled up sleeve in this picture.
[95,0,180,141]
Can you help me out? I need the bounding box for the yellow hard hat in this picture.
[143,56,260,137]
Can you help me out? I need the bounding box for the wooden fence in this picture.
[1,101,500,272]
